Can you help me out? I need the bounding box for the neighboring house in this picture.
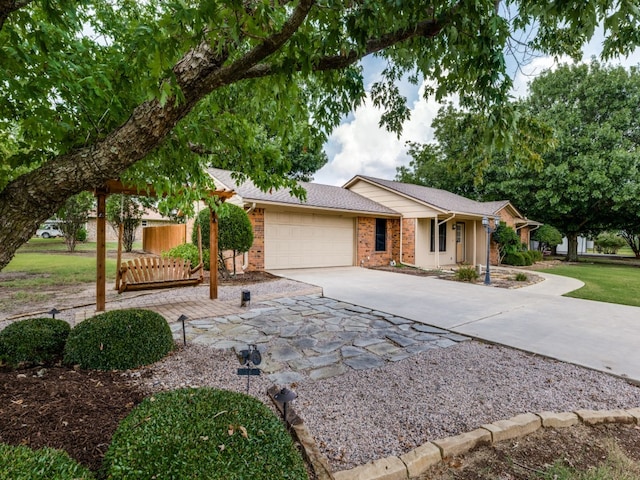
[210,169,539,271]
[555,236,593,255]
[85,208,176,243]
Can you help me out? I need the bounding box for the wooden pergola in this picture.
[93,180,234,311]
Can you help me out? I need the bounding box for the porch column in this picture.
[472,220,477,267]
[434,215,439,269]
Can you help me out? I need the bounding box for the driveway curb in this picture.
[331,407,640,480]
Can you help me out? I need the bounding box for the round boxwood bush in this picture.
[63,309,174,370]
[0,318,70,367]
[0,443,94,479]
[163,243,210,271]
[503,252,527,266]
[103,388,308,480]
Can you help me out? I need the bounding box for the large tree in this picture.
[399,62,640,261]
[1,1,639,270]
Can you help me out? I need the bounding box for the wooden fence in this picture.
[142,224,186,255]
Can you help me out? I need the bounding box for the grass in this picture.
[3,254,117,286]
[19,237,136,253]
[4,237,142,287]
[539,261,640,307]
[540,440,640,479]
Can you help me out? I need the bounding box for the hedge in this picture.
[103,388,308,480]
[0,318,70,367]
[63,309,174,370]
[0,443,94,480]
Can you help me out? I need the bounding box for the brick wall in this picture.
[390,219,400,264]
[356,217,394,267]
[245,208,265,271]
[401,218,416,265]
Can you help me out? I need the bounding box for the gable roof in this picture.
[344,175,521,218]
[209,169,400,216]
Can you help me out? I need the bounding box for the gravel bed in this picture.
[131,341,640,473]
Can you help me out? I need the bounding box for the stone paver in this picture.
[165,294,471,383]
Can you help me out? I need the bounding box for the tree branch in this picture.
[241,12,456,80]
[0,0,32,31]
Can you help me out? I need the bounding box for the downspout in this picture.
[436,214,456,269]
[242,203,257,271]
[517,221,541,250]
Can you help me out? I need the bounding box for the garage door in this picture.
[265,211,355,269]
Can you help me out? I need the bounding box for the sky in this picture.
[313,30,640,187]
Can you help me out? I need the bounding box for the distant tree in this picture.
[106,195,151,252]
[532,225,563,252]
[57,192,94,253]
[594,232,627,254]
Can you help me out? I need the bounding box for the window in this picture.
[375,218,387,251]
[430,219,447,252]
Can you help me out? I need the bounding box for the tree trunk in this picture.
[620,230,640,258]
[565,232,580,262]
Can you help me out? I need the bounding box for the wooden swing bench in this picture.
[117,257,203,293]
[115,223,204,294]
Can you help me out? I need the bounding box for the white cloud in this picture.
[316,28,640,187]
[314,83,443,186]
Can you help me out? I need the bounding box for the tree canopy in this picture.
[1,0,640,270]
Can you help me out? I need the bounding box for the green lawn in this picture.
[539,262,640,307]
[20,237,126,253]
[4,254,117,287]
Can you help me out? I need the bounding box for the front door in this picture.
[456,222,465,263]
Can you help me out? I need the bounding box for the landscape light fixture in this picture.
[241,290,251,307]
[49,308,60,319]
[178,314,188,346]
[274,387,297,424]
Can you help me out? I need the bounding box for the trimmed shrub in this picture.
[529,249,543,262]
[63,309,174,370]
[76,227,88,242]
[0,443,94,479]
[503,252,527,266]
[163,243,210,271]
[521,250,534,266]
[0,318,70,367]
[455,265,479,282]
[103,388,308,480]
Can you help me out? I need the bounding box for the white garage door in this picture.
[265,211,355,269]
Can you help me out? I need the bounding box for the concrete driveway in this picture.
[272,267,640,383]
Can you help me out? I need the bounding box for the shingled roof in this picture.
[346,175,516,217]
[209,169,400,216]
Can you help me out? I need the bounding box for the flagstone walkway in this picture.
[174,294,470,385]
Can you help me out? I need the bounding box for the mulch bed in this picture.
[0,365,144,472]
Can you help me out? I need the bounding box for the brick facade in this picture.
[356,217,395,267]
[401,218,416,265]
[390,219,400,264]
[245,208,265,271]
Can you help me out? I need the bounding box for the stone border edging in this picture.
[332,407,640,480]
